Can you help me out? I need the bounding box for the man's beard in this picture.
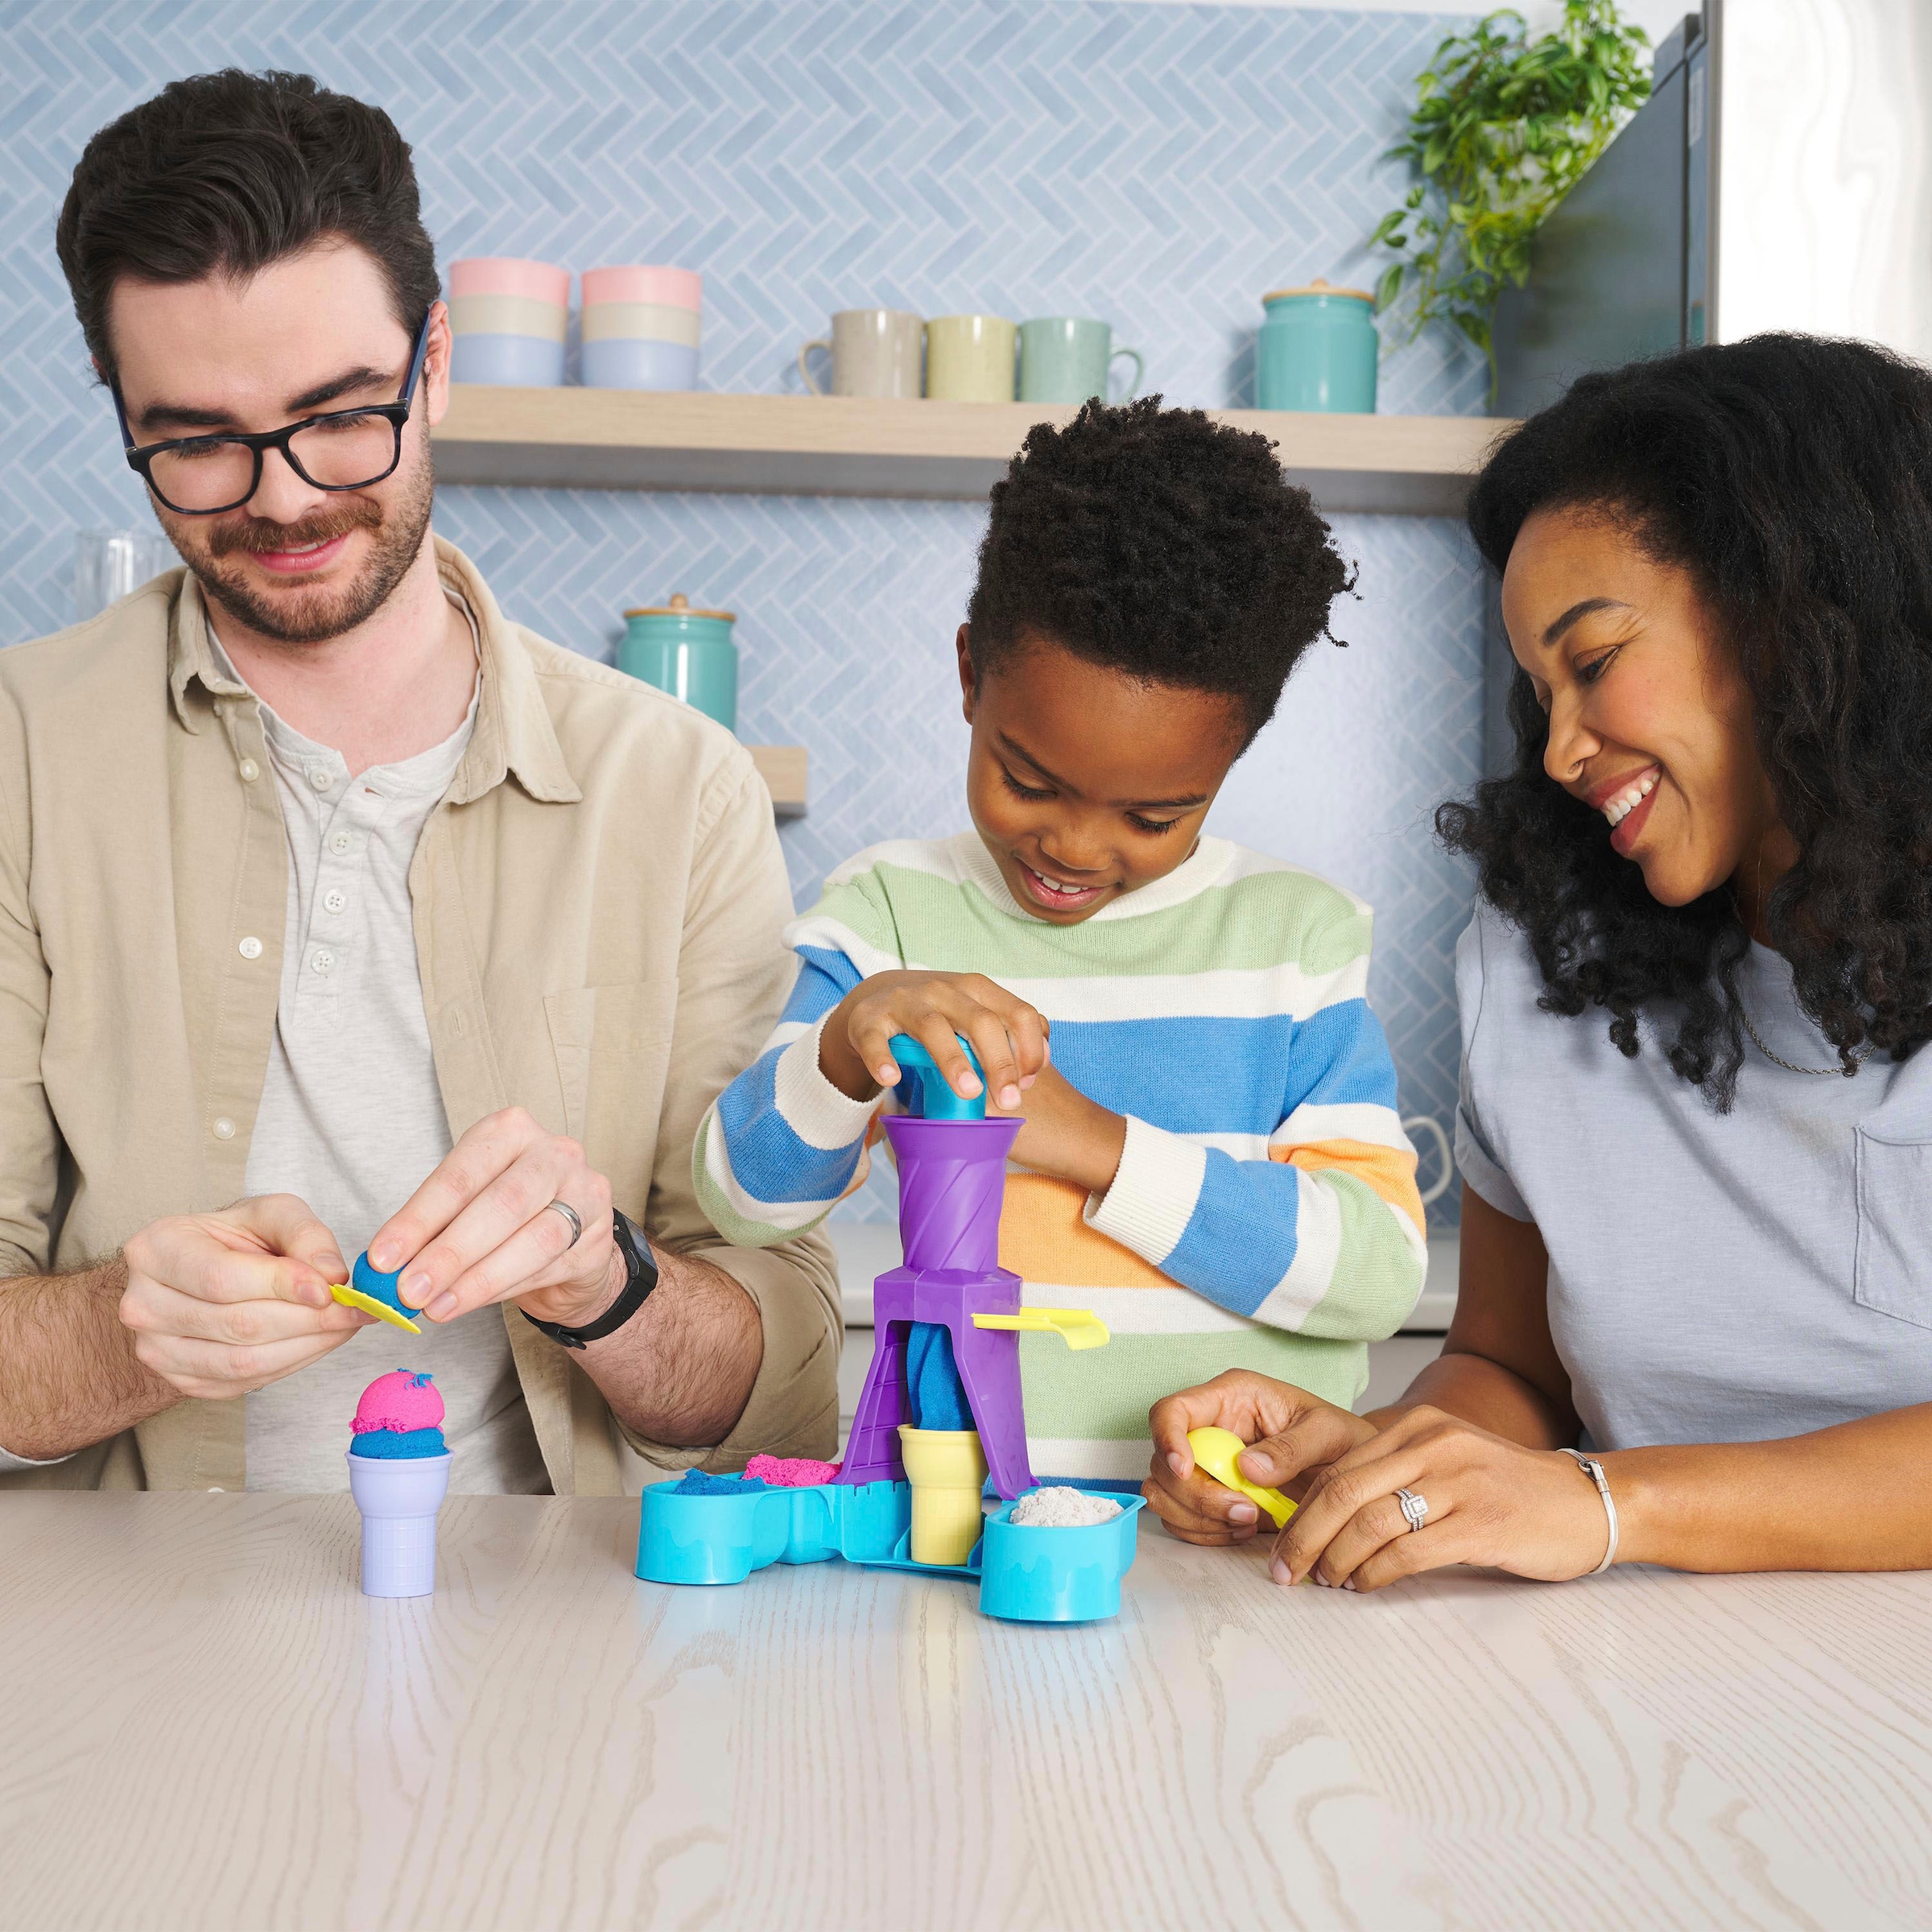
[168,447,436,646]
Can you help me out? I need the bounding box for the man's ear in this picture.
[957,624,977,723]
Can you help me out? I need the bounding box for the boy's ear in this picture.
[956,624,978,722]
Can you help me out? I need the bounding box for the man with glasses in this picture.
[0,69,840,1495]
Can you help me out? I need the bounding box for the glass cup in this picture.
[76,529,175,623]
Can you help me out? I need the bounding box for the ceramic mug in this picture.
[924,314,1017,402]
[1018,317,1143,405]
[1256,279,1378,413]
[799,308,925,398]
[1402,1115,1455,1209]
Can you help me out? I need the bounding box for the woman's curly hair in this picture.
[1439,333,1932,1108]
[967,395,1352,744]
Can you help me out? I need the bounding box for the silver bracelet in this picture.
[1557,1447,1618,1575]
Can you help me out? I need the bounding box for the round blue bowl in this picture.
[582,338,700,391]
[451,332,566,387]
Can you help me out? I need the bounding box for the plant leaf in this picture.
[1362,0,1649,376]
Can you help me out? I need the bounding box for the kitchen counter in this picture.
[5,1492,1928,1930]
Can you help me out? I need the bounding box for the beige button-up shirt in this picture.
[0,539,839,1492]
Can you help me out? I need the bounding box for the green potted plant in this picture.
[1369,0,1653,399]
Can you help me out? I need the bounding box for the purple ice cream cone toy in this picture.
[346,1369,452,1597]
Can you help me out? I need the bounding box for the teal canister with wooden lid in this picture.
[618,594,737,732]
[1256,279,1378,413]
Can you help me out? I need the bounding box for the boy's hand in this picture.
[1143,1369,1377,1546]
[989,1063,1128,1195]
[820,970,1049,1110]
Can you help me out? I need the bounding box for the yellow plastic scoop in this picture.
[972,1306,1110,1351]
[329,1282,422,1334]
[1187,1425,1295,1529]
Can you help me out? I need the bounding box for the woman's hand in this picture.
[1274,1404,1613,1591]
[820,970,1050,1111]
[1143,1369,1378,1546]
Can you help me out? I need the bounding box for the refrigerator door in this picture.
[1492,35,1694,420]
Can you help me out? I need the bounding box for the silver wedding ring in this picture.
[1396,1488,1429,1533]
[544,1199,584,1249]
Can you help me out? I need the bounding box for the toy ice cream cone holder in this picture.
[636,1036,1144,1621]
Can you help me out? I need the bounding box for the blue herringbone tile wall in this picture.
[0,0,1486,1222]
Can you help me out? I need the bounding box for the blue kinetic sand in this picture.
[906,1320,972,1430]
[349,1426,448,1459]
[673,1470,766,1496]
[353,1252,411,1315]
[635,1475,1144,1620]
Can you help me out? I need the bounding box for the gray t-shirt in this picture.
[1455,905,1932,1452]
[221,619,550,1495]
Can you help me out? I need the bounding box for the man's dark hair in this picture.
[56,68,440,387]
[965,396,1352,745]
[1440,333,1932,1108]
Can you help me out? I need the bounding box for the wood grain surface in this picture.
[4,1494,1928,1931]
[432,388,1511,515]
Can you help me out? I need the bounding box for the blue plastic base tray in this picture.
[635,1476,1145,1622]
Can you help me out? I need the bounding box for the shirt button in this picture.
[237,758,260,783]
[330,832,353,855]
[206,1486,225,1493]
[311,948,336,976]
[322,889,347,914]
[238,935,264,960]
[212,1117,236,1140]
[308,764,335,792]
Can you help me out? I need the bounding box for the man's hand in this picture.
[120,1195,369,1402]
[1143,1368,1378,1547]
[820,970,1050,1112]
[367,1107,622,1328]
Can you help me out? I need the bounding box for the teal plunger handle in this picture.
[889,1034,987,1121]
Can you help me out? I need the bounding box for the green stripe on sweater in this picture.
[811,861,1370,979]
[1299,1172,1426,1340]
[1018,1329,1368,1439]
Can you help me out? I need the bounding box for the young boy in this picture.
[696,398,1426,1484]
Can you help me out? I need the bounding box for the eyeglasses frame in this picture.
[112,308,437,517]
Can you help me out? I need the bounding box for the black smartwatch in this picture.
[522,1209,658,1352]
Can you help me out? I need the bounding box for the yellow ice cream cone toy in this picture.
[898,1425,989,1565]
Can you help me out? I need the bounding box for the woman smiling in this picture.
[1145,334,1932,1587]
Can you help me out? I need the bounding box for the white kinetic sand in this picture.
[1010,1487,1123,1528]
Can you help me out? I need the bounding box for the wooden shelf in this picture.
[747,743,806,819]
[436,388,1514,517]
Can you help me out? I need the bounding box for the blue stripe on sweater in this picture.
[1160,1150,1303,1315]
[778,946,863,1027]
[713,1042,867,1206]
[1046,1001,1395,1135]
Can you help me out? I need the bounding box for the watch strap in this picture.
[522,1210,658,1352]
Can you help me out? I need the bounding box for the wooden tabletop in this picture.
[5,1494,1929,1931]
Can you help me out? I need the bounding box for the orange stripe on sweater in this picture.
[997,1172,1177,1289]
[1279,1138,1426,1236]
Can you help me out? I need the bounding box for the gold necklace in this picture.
[1727,884,1864,1077]
[1737,1000,1864,1077]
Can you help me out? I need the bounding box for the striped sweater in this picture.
[695,832,1426,1481]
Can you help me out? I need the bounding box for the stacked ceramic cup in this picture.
[447,258,569,386]
[581,267,703,390]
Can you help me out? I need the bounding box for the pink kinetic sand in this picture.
[353,1369,446,1435]
[743,1454,841,1487]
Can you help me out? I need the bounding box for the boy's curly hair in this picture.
[965,396,1352,744]
[1441,332,1932,1109]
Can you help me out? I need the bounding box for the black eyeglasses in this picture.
[114,312,435,516]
